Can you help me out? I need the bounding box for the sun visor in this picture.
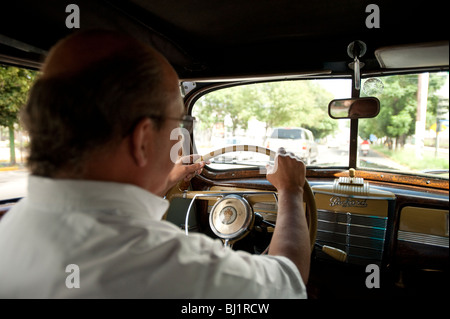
[375,41,449,69]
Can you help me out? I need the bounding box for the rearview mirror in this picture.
[328,97,380,119]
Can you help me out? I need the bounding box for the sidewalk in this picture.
[0,166,22,172]
[0,146,27,171]
[404,143,449,159]
[367,148,409,170]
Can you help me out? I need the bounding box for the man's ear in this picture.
[130,117,154,167]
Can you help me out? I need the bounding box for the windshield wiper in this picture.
[217,161,264,167]
[421,169,449,175]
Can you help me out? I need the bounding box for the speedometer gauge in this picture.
[209,195,254,242]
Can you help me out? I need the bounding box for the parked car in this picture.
[266,127,318,164]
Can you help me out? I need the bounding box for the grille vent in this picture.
[316,209,388,266]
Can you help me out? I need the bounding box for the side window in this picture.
[270,129,278,138]
[0,64,37,200]
[299,130,305,140]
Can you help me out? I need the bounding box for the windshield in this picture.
[192,72,449,178]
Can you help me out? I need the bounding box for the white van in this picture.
[266,127,318,164]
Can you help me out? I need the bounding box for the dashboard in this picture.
[165,167,449,298]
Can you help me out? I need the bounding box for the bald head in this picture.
[42,30,170,79]
[23,29,182,177]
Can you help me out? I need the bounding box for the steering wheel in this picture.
[194,144,317,250]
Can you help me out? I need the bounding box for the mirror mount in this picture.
[347,40,367,91]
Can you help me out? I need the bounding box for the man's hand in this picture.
[266,148,310,284]
[266,147,306,193]
[164,155,208,194]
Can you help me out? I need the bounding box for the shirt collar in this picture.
[27,175,169,220]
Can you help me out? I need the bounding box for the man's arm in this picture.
[266,149,311,284]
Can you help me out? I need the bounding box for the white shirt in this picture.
[0,176,306,298]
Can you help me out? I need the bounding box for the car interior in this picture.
[0,0,448,299]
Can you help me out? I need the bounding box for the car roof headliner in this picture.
[0,0,448,80]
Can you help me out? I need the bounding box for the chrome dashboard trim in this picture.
[397,231,449,248]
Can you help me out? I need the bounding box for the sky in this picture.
[316,79,352,99]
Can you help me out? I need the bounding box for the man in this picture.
[0,30,310,298]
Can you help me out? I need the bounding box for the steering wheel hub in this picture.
[209,195,254,243]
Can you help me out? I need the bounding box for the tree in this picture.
[250,82,299,135]
[360,73,447,149]
[194,86,251,137]
[294,81,336,139]
[248,81,336,139]
[0,65,37,164]
[194,80,337,142]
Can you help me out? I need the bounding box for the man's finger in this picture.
[185,161,205,174]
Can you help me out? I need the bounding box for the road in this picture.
[205,144,412,171]
[0,169,28,201]
[315,144,408,170]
